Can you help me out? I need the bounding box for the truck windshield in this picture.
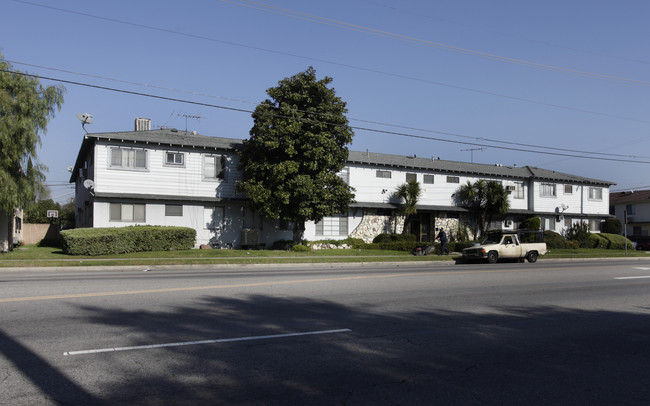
[481,235,502,245]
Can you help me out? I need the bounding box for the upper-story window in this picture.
[406,173,417,182]
[626,204,636,215]
[588,187,602,201]
[165,152,184,166]
[446,176,460,184]
[204,154,225,180]
[110,147,147,170]
[423,174,434,184]
[508,182,524,199]
[540,183,556,197]
[376,170,391,179]
[564,185,573,194]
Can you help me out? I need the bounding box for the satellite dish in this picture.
[77,113,94,133]
[83,179,94,190]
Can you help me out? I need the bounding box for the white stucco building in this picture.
[69,122,614,247]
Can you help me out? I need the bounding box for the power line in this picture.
[220,0,650,87]
[5,60,650,159]
[4,68,650,164]
[9,4,650,126]
[358,0,650,67]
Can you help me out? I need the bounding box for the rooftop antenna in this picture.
[76,113,94,134]
[174,113,204,132]
[461,147,486,163]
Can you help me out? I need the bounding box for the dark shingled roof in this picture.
[347,150,614,185]
[70,129,615,186]
[610,189,650,205]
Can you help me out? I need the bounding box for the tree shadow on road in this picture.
[60,296,650,405]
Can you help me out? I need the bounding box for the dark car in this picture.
[631,237,650,251]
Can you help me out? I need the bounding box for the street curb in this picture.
[1,255,649,273]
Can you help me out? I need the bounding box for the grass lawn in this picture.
[1,245,648,268]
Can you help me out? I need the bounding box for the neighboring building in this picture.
[69,121,614,247]
[0,208,23,253]
[610,189,650,238]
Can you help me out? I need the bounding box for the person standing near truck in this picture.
[436,228,450,255]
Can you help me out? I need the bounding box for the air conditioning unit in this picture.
[505,185,516,192]
[504,220,512,227]
[557,215,564,222]
[241,229,261,246]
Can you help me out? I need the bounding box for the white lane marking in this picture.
[64,328,352,356]
[615,276,650,280]
[634,267,650,271]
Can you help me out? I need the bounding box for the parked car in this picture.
[632,237,650,251]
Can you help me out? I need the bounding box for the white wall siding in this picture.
[95,142,240,199]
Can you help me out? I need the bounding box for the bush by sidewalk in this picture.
[61,226,196,255]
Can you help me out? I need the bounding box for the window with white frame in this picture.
[204,155,225,180]
[165,204,183,217]
[204,206,224,229]
[109,203,146,222]
[512,182,524,199]
[315,215,348,236]
[588,187,602,200]
[376,170,391,179]
[423,174,434,184]
[447,176,460,184]
[406,173,417,182]
[165,151,184,166]
[540,183,557,197]
[564,185,573,194]
[110,147,147,170]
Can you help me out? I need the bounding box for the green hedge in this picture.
[544,230,566,249]
[61,226,196,255]
[372,233,417,243]
[585,233,635,250]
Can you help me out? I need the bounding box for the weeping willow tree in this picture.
[0,54,64,247]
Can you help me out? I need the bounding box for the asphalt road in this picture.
[1,260,650,405]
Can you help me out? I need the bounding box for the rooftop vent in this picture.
[135,118,151,131]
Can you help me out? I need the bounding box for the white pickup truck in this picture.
[461,231,547,263]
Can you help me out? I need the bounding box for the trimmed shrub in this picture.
[565,240,580,249]
[602,218,622,235]
[291,244,311,252]
[61,226,196,255]
[544,230,566,249]
[520,217,541,231]
[372,233,417,243]
[586,233,635,250]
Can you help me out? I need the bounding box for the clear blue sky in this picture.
[3,0,650,203]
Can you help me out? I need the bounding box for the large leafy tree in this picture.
[0,54,64,243]
[458,179,510,238]
[237,67,355,242]
[395,180,421,234]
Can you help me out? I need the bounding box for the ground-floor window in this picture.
[110,203,145,222]
[316,215,348,237]
[589,219,601,232]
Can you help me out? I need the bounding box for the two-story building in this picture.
[610,190,650,239]
[69,121,614,247]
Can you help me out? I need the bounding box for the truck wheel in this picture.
[487,251,498,264]
[527,251,538,263]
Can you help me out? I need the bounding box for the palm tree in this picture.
[458,179,509,238]
[395,180,421,234]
